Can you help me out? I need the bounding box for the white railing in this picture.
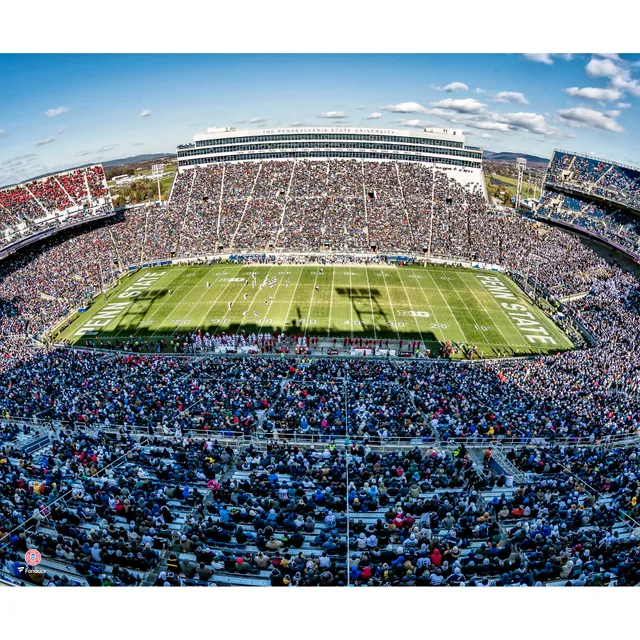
[3,416,639,451]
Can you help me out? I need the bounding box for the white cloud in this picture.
[397,119,435,128]
[499,112,557,135]
[382,101,428,114]
[586,57,624,79]
[566,86,622,101]
[617,102,631,109]
[248,117,266,124]
[492,91,529,104]
[523,53,574,65]
[584,57,640,97]
[429,98,486,113]
[475,88,487,94]
[611,75,640,97]
[556,106,624,132]
[424,92,558,137]
[365,112,382,119]
[438,82,469,92]
[35,137,55,147]
[45,106,69,118]
[523,53,553,65]
[440,111,557,136]
[476,133,493,139]
[0,130,6,137]
[57,127,65,134]
[317,111,348,118]
[139,109,152,117]
[468,120,511,132]
[595,53,620,60]
[133,142,145,146]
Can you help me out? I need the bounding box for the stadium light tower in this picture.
[515,157,527,211]
[152,163,165,205]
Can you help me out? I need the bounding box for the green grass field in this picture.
[56,263,574,357]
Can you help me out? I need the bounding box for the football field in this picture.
[56,263,574,357]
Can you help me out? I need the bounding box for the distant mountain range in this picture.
[102,153,174,167]
[483,150,550,165]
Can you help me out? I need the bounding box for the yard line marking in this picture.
[283,267,304,335]
[215,264,277,336]
[282,266,305,335]
[212,264,275,335]
[394,266,423,343]
[327,265,337,337]
[452,271,513,349]
[363,265,377,340]
[179,265,244,334]
[423,269,470,344]
[109,267,190,340]
[192,265,245,328]
[303,265,322,338]
[379,266,401,341]
[251,265,289,335]
[149,267,224,337]
[403,269,447,343]
[194,265,248,336]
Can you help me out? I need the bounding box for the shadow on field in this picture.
[57,279,568,358]
[58,284,441,351]
[335,286,389,333]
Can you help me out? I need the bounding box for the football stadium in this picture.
[1,56,640,593]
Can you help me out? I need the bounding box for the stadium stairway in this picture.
[489,449,532,484]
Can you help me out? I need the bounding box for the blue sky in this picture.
[1,53,640,187]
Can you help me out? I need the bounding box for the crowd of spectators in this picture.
[166,160,487,255]
[0,186,44,231]
[0,163,632,348]
[25,177,74,213]
[0,157,639,587]
[3,410,640,587]
[85,166,109,200]
[57,169,89,203]
[538,188,640,257]
[234,161,290,251]
[0,165,113,249]
[541,151,640,255]
[179,166,222,258]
